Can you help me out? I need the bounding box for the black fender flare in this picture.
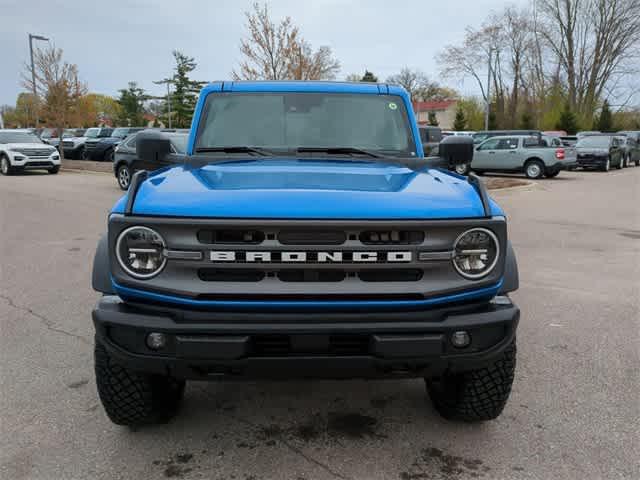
[92,234,114,294]
[499,240,519,294]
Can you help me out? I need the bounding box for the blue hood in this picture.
[113,159,502,219]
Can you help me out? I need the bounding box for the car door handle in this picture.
[489,151,495,154]
[509,151,516,154]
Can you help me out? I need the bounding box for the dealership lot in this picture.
[0,169,638,480]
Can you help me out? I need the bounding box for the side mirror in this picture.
[136,131,171,165]
[439,135,474,166]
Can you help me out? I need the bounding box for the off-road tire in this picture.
[426,340,516,422]
[48,165,60,174]
[94,339,185,426]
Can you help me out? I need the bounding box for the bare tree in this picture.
[234,2,340,81]
[537,0,640,117]
[22,45,86,159]
[386,68,444,100]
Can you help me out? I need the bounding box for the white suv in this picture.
[0,129,61,175]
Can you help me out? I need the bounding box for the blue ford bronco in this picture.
[91,81,520,426]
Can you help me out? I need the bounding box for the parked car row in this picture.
[447,129,640,179]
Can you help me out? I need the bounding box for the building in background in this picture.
[412,100,457,129]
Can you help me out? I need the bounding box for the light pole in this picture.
[29,33,49,127]
[153,79,173,129]
[484,48,494,131]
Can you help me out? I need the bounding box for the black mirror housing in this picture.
[136,131,171,165]
[439,135,474,166]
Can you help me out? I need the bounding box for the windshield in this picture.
[195,93,416,157]
[168,134,188,154]
[111,128,129,138]
[576,136,610,148]
[85,128,100,138]
[0,132,44,144]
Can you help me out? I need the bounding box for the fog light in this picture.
[451,331,471,348]
[146,332,167,350]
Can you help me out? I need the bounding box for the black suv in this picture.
[113,129,188,189]
[87,127,144,162]
[83,127,114,160]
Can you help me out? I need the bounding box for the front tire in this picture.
[525,160,544,179]
[616,155,623,169]
[105,148,115,163]
[602,157,611,172]
[0,155,13,175]
[94,340,185,426]
[116,164,132,190]
[426,340,516,422]
[48,165,60,174]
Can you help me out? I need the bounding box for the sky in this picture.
[0,0,528,106]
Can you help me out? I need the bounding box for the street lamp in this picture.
[29,33,49,127]
[153,78,173,129]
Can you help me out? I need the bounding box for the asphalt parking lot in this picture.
[1,168,638,480]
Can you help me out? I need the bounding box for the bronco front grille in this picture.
[110,216,507,304]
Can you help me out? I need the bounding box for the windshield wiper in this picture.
[296,146,382,158]
[194,146,272,156]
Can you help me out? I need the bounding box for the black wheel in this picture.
[116,164,132,190]
[636,159,640,167]
[426,340,516,422]
[48,165,60,174]
[524,160,544,179]
[545,168,560,178]
[81,148,89,160]
[105,148,115,163]
[616,155,623,169]
[454,163,470,176]
[0,155,13,175]
[601,157,611,172]
[75,147,85,160]
[94,340,185,426]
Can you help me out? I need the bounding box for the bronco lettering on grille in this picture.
[209,251,413,263]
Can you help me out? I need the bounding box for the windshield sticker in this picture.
[388,102,397,110]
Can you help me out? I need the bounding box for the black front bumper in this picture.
[93,296,519,380]
[577,156,607,167]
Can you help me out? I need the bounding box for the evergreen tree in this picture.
[116,82,148,126]
[488,111,497,130]
[453,107,467,130]
[555,103,579,134]
[428,111,439,126]
[169,51,205,128]
[596,100,613,132]
[519,111,534,129]
[361,70,378,82]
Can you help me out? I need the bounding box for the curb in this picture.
[486,180,536,193]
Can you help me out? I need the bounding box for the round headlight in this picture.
[116,226,167,279]
[452,228,499,279]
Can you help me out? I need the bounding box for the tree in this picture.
[453,108,467,130]
[168,51,205,128]
[556,103,579,133]
[361,70,378,82]
[21,45,87,158]
[595,100,613,131]
[457,97,485,130]
[519,111,534,129]
[488,111,498,130]
[234,2,339,80]
[428,112,439,126]
[344,73,361,82]
[117,82,148,126]
[537,0,640,120]
[386,68,437,101]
